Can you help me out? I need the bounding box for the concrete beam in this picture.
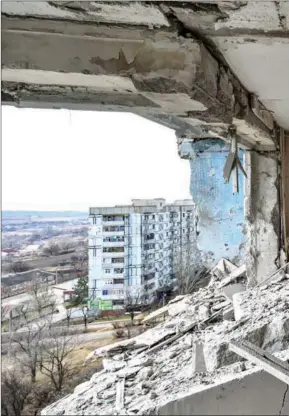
[2,70,207,117]
[229,341,289,385]
[0,1,280,147]
[1,1,170,27]
[177,119,275,151]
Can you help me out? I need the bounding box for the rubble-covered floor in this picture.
[42,262,289,415]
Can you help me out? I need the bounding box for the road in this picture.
[2,278,83,330]
[24,253,78,269]
[2,278,78,307]
[2,330,115,361]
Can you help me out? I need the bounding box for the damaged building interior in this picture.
[1,0,289,414]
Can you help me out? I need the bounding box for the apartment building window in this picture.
[102,289,109,296]
[112,257,124,263]
[105,269,111,274]
[105,279,113,285]
[112,289,124,295]
[145,215,149,220]
[114,268,124,274]
[113,299,124,306]
[114,278,124,284]
[103,258,111,264]
[146,233,154,241]
[92,216,97,225]
[144,282,155,291]
[144,272,155,281]
[93,248,97,257]
[152,215,155,220]
[103,236,124,242]
[159,215,163,221]
[104,215,125,222]
[103,247,124,253]
[103,226,125,232]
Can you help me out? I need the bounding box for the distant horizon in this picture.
[3,107,191,211]
[2,196,190,215]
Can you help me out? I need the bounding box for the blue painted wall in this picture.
[181,138,246,266]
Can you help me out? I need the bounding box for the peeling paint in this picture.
[184,138,246,267]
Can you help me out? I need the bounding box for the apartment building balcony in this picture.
[103,241,125,248]
[101,290,125,300]
[101,277,124,286]
[102,251,125,258]
[102,220,125,227]
[143,272,155,282]
[143,243,155,252]
[144,282,156,292]
[102,231,124,237]
[111,272,125,279]
[104,261,124,267]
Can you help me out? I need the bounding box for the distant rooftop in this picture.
[90,199,194,216]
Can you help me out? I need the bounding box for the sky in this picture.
[2,107,191,212]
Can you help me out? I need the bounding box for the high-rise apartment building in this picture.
[88,199,195,308]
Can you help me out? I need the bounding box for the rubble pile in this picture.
[42,261,289,416]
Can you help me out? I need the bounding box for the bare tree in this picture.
[172,240,209,295]
[80,305,89,330]
[70,254,79,264]
[125,288,141,322]
[64,304,77,328]
[11,282,57,383]
[8,260,30,274]
[1,367,32,416]
[39,330,77,392]
[43,244,60,256]
[29,279,57,321]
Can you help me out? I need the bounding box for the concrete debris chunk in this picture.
[103,358,126,372]
[211,258,238,281]
[222,306,235,321]
[42,262,289,416]
[222,283,245,302]
[218,264,247,288]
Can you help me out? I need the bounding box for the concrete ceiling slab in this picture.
[213,36,289,130]
[1,0,283,148]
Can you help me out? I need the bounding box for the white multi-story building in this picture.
[88,199,195,308]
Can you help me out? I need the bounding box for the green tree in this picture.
[72,276,88,306]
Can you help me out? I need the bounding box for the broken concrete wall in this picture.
[180,138,246,268]
[245,150,280,285]
[158,369,289,415]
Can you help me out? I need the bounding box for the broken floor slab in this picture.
[158,355,289,415]
[42,263,289,415]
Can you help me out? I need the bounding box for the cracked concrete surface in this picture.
[2,0,288,144]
